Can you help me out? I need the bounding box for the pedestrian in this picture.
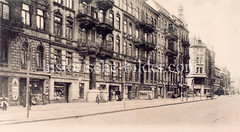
[96,94,100,104]
[1,96,9,111]
[42,94,47,105]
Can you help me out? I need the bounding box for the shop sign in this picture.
[12,78,19,100]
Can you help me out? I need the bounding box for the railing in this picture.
[100,41,113,52]
[98,17,114,27]
[78,8,91,17]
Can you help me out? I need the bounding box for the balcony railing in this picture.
[97,17,114,35]
[164,28,178,41]
[78,38,100,54]
[182,40,190,47]
[77,8,99,29]
[96,0,114,11]
[97,41,114,58]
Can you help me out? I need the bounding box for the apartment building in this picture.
[186,37,215,95]
[0,0,190,105]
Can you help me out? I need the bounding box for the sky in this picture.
[154,0,240,78]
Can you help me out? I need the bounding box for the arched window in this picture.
[21,42,29,69]
[36,45,44,69]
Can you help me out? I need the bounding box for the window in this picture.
[123,0,127,11]
[129,2,132,14]
[123,42,127,55]
[91,29,95,42]
[196,57,199,64]
[54,16,62,36]
[79,56,85,73]
[136,29,139,38]
[36,45,44,69]
[36,9,44,29]
[129,44,132,56]
[21,43,29,69]
[22,4,30,25]
[115,15,120,30]
[135,48,139,58]
[0,39,8,66]
[196,67,199,73]
[116,62,120,80]
[115,38,120,54]
[200,67,203,73]
[54,0,62,4]
[115,0,120,7]
[66,52,72,72]
[66,20,73,39]
[98,10,103,22]
[100,60,105,74]
[79,83,84,99]
[135,66,139,81]
[66,0,73,9]
[136,7,139,19]
[0,0,9,20]
[123,20,127,33]
[109,12,114,26]
[129,23,132,35]
[54,49,61,67]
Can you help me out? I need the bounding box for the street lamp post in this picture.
[26,53,31,118]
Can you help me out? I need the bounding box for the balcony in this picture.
[97,41,114,58]
[77,38,100,55]
[132,36,142,47]
[165,46,178,57]
[77,8,99,29]
[142,20,156,33]
[182,40,190,47]
[96,0,114,11]
[141,38,156,51]
[97,17,114,36]
[164,28,178,41]
[134,18,155,33]
[79,0,93,4]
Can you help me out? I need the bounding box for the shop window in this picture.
[0,0,9,20]
[0,39,8,66]
[54,82,66,101]
[0,77,8,97]
[21,42,30,69]
[36,9,44,30]
[36,45,44,70]
[22,4,30,25]
[79,83,84,99]
[116,62,120,80]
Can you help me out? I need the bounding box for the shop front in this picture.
[109,85,120,101]
[53,82,70,103]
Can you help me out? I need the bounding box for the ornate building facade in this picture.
[0,0,190,105]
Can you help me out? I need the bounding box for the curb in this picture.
[1,98,215,125]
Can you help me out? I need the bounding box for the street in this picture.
[1,96,240,132]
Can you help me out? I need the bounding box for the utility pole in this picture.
[26,51,30,118]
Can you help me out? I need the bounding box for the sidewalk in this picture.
[0,96,215,125]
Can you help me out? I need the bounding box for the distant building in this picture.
[186,37,215,95]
